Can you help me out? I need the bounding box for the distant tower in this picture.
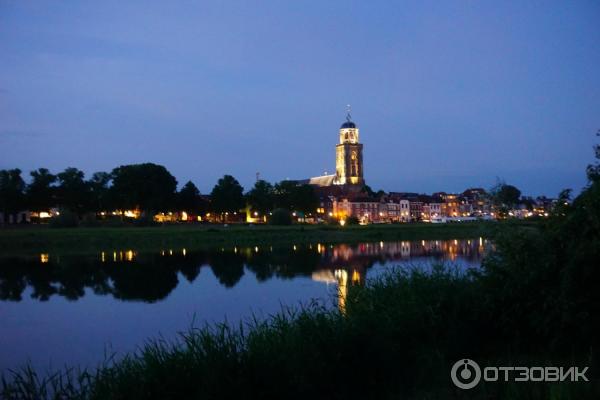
[334,106,364,186]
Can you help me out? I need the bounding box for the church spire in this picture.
[334,105,363,186]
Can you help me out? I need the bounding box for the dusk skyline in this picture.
[1,1,599,196]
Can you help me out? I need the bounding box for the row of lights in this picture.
[38,237,488,266]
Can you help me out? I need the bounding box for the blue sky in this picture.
[1,1,599,196]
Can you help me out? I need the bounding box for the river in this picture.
[0,238,489,373]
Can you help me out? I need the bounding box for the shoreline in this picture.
[0,221,537,256]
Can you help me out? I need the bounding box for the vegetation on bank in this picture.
[1,161,533,226]
[0,220,521,256]
[0,163,324,223]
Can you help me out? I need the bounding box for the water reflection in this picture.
[1,238,493,372]
[0,239,489,305]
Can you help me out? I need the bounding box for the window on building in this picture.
[350,151,358,176]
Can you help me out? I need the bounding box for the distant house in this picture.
[461,188,490,216]
[384,198,401,222]
[334,196,383,224]
[428,195,444,220]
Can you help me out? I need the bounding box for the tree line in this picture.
[0,163,319,223]
[0,162,544,225]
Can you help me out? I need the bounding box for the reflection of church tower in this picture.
[334,107,364,186]
[334,267,365,314]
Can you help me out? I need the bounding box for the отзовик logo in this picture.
[451,359,482,389]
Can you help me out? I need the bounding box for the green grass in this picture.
[0,220,534,256]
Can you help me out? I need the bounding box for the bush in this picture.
[80,213,100,227]
[100,218,127,228]
[269,208,292,225]
[49,210,79,228]
[133,213,158,227]
[346,216,360,225]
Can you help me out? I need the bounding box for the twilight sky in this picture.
[1,1,599,196]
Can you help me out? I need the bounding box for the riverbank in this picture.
[0,220,539,255]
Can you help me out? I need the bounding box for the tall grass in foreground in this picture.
[2,264,597,399]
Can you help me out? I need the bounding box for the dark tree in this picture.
[586,129,600,182]
[270,208,292,225]
[291,184,319,215]
[490,181,521,209]
[273,180,297,210]
[362,184,385,199]
[246,179,275,215]
[210,175,244,221]
[177,181,207,215]
[363,184,375,197]
[88,172,111,212]
[110,163,178,213]
[552,188,572,217]
[0,169,26,223]
[273,181,318,215]
[56,167,90,214]
[26,168,56,213]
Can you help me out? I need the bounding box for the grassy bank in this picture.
[0,221,522,255]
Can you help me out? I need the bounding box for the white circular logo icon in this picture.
[451,359,481,389]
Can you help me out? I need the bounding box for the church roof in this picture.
[340,121,356,129]
[307,174,336,187]
[341,107,357,129]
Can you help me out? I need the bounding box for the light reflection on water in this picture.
[0,238,490,372]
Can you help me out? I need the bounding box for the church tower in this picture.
[334,108,364,186]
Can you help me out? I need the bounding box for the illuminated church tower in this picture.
[334,107,364,186]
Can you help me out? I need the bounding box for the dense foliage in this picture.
[209,174,245,220]
[245,180,275,216]
[26,168,56,214]
[0,164,320,224]
[176,181,207,216]
[110,163,178,213]
[273,181,319,215]
[0,169,25,222]
[479,135,600,351]
[489,180,522,216]
[269,208,292,225]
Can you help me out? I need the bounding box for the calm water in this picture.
[0,238,489,373]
